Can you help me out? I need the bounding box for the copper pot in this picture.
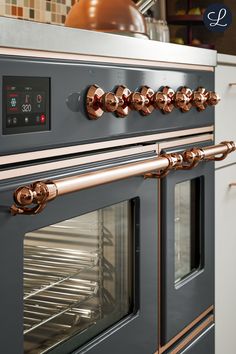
[65,0,149,38]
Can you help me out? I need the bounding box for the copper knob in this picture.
[175,86,193,112]
[86,84,119,120]
[115,85,131,118]
[192,87,208,111]
[101,92,119,112]
[140,86,155,116]
[153,86,175,114]
[127,91,148,111]
[207,91,221,106]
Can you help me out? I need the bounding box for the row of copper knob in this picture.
[86,84,220,120]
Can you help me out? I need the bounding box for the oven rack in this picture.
[24,306,100,354]
[24,245,99,300]
[24,277,99,335]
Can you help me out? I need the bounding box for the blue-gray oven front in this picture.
[0,153,158,354]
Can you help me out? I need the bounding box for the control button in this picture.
[66,92,81,112]
[7,117,12,126]
[7,93,19,113]
[36,94,42,103]
[12,117,18,125]
[36,115,40,123]
[10,97,17,107]
[24,117,29,124]
[40,114,46,124]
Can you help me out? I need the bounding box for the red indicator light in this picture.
[40,114,46,124]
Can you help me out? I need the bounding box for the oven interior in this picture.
[23,200,135,354]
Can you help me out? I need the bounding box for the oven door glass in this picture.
[23,200,134,354]
[161,143,214,346]
[174,178,201,283]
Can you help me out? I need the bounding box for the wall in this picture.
[0,0,76,26]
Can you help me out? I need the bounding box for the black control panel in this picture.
[2,76,50,135]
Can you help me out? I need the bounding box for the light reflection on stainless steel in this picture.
[136,0,158,14]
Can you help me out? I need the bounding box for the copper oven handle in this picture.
[182,141,236,169]
[10,152,183,216]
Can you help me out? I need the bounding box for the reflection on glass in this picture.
[24,201,133,354]
[174,179,201,283]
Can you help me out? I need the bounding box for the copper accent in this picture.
[0,48,215,72]
[182,141,236,169]
[207,91,221,106]
[0,126,214,168]
[128,91,148,111]
[86,84,119,119]
[144,153,183,178]
[11,182,57,215]
[192,87,208,111]
[115,85,148,117]
[115,85,131,118]
[159,134,214,151]
[65,0,148,38]
[153,86,175,114]
[10,152,183,215]
[140,86,155,116]
[0,145,158,182]
[174,86,192,112]
[160,305,214,353]
[167,316,214,354]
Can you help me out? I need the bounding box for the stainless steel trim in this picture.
[137,0,158,14]
[159,133,214,150]
[0,145,158,181]
[0,18,217,68]
[0,47,214,72]
[0,126,214,166]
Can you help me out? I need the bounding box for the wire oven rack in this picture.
[24,245,100,336]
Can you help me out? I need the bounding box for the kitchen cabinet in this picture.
[215,164,236,354]
[215,54,236,354]
[215,55,236,167]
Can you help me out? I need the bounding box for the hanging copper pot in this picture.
[65,0,156,38]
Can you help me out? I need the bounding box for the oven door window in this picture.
[23,200,134,354]
[174,178,202,284]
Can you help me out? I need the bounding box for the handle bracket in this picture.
[144,153,183,178]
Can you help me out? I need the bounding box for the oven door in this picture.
[0,157,158,354]
[160,141,214,345]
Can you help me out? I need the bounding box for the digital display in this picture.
[3,77,50,135]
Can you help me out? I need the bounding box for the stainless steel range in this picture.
[0,18,235,354]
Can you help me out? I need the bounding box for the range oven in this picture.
[0,49,235,354]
